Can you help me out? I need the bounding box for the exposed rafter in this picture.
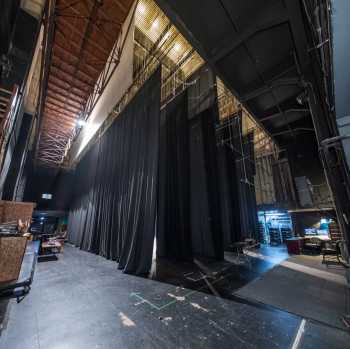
[36,0,135,166]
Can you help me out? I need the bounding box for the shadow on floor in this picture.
[1,245,349,349]
[235,254,350,330]
[0,299,9,336]
[149,245,289,301]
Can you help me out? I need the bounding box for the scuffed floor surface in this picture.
[0,245,349,348]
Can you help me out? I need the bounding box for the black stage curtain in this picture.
[68,69,161,275]
[235,132,259,240]
[189,107,224,260]
[49,169,75,211]
[217,144,241,247]
[68,142,99,248]
[157,91,192,261]
[3,113,32,200]
[219,116,259,245]
[158,91,223,261]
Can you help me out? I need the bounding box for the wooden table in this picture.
[40,241,62,259]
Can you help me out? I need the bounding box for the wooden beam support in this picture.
[50,65,95,89]
[47,79,86,100]
[46,91,83,112]
[56,15,110,55]
[44,103,78,120]
[54,35,106,67]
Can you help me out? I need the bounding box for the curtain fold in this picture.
[68,68,161,275]
[229,116,259,242]
[189,107,224,260]
[236,132,259,240]
[157,91,192,261]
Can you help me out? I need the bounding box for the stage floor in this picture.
[0,245,349,348]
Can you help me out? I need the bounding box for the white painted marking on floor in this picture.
[161,317,172,325]
[119,312,136,327]
[167,293,185,301]
[190,302,209,313]
[130,272,235,311]
[202,273,221,297]
[291,319,306,349]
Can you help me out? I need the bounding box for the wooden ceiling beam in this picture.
[51,55,98,84]
[52,51,99,77]
[54,35,106,68]
[47,79,87,101]
[0,87,12,95]
[50,65,95,90]
[46,90,83,112]
[42,119,75,131]
[41,123,73,136]
[69,0,123,28]
[56,1,119,49]
[0,96,10,103]
[49,70,91,94]
[46,88,84,110]
[44,103,78,120]
[110,0,129,14]
[43,112,76,127]
[45,98,81,117]
[56,16,111,55]
[43,121,75,132]
[45,101,78,117]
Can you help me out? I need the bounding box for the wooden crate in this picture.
[0,201,36,224]
[0,236,27,283]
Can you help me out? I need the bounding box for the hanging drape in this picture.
[157,91,192,261]
[189,107,224,260]
[217,143,241,247]
[68,68,161,275]
[68,142,99,249]
[235,131,259,240]
[216,114,259,246]
[223,115,259,243]
[158,87,224,261]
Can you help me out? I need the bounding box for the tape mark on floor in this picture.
[291,319,306,349]
[130,272,232,311]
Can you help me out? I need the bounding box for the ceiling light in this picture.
[152,19,159,29]
[138,2,146,14]
[77,119,86,127]
[174,42,181,52]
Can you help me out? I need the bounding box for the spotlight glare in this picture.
[152,19,159,29]
[174,42,181,52]
[77,119,86,127]
[138,3,146,14]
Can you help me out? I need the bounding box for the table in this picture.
[40,241,62,259]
